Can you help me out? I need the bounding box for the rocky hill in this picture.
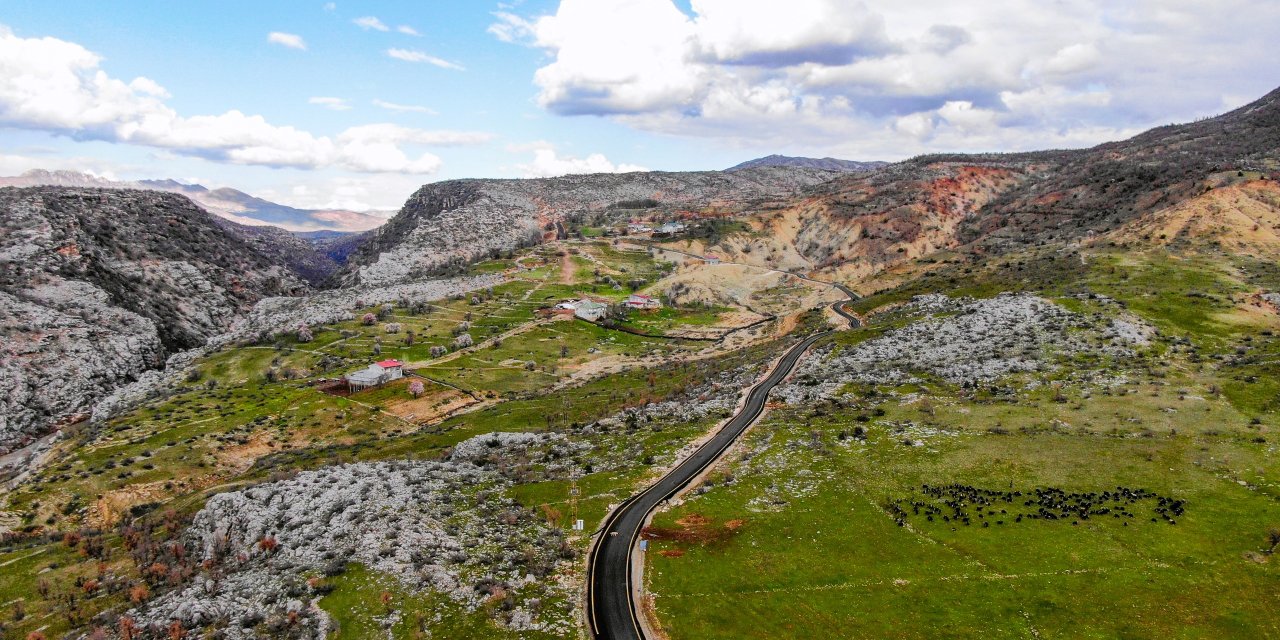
[0,187,309,453]
[340,166,842,286]
[0,170,388,232]
[689,85,1280,279]
[727,154,887,173]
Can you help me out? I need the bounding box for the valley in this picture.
[1,87,1279,640]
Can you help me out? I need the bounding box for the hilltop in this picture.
[727,154,887,173]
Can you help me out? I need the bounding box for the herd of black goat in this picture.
[887,484,1187,529]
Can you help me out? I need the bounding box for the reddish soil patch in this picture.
[676,514,712,527]
[643,513,747,544]
[658,549,686,558]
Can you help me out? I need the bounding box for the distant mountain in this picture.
[727,155,887,173]
[0,170,388,232]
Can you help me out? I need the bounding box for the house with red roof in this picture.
[625,293,662,310]
[346,359,405,392]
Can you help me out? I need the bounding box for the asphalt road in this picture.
[586,287,859,640]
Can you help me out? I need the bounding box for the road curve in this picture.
[586,288,860,640]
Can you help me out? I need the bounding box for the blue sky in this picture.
[1,0,1277,212]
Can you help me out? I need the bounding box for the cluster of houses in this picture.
[541,293,664,322]
[625,220,687,236]
[552,298,610,321]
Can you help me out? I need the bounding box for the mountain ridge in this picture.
[0,170,389,232]
[727,154,887,173]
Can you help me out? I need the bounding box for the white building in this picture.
[574,300,609,322]
[625,293,662,310]
[346,359,405,392]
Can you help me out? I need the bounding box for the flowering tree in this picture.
[454,333,474,349]
[297,325,314,343]
[361,313,377,326]
[385,322,401,334]
[408,380,425,397]
[429,345,447,358]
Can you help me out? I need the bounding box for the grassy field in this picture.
[645,402,1280,639]
[644,246,1280,639]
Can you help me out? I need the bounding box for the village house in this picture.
[627,222,652,234]
[345,359,405,392]
[656,221,686,235]
[625,293,662,310]
[703,254,721,265]
[574,299,609,322]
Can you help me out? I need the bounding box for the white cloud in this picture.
[259,174,424,212]
[353,16,389,32]
[514,146,647,178]
[308,96,351,111]
[267,32,307,50]
[496,0,1280,158]
[0,26,491,174]
[373,99,437,114]
[338,124,493,147]
[397,25,421,36]
[487,12,535,44]
[323,2,336,12]
[386,48,465,70]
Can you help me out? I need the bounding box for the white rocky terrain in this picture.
[0,187,308,454]
[135,432,584,638]
[778,293,1154,403]
[343,167,840,287]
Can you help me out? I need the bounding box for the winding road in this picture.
[585,284,859,640]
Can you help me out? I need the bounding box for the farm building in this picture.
[625,293,662,310]
[346,359,405,392]
[574,299,609,322]
[703,254,721,265]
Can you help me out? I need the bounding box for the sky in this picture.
[0,0,1277,213]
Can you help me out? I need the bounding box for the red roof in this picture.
[630,294,654,300]
[376,359,403,368]
[704,255,720,260]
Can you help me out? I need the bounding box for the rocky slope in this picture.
[686,85,1280,281]
[0,187,308,453]
[339,166,841,286]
